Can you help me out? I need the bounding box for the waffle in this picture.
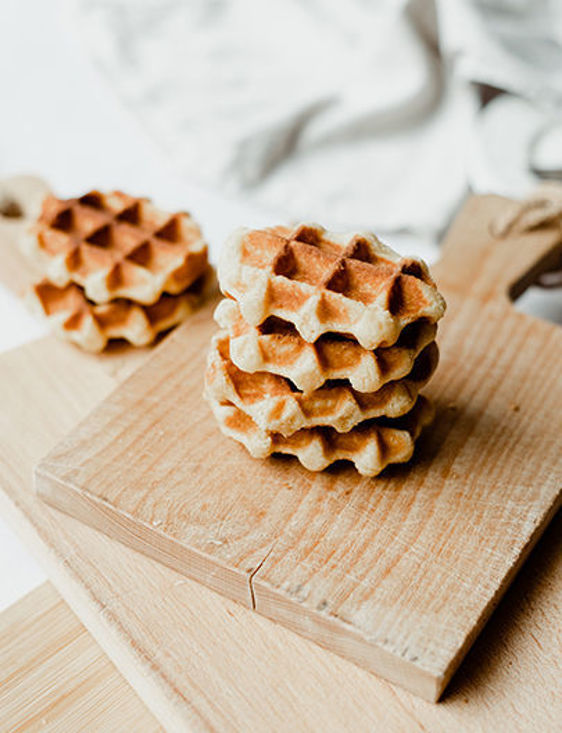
[218,223,445,350]
[215,298,438,393]
[25,191,208,305]
[207,395,435,476]
[29,267,214,353]
[205,331,438,436]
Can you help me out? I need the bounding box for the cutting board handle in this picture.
[435,195,562,307]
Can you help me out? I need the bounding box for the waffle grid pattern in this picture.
[24,189,211,351]
[215,298,437,393]
[219,224,445,349]
[208,396,435,477]
[30,268,213,353]
[205,332,438,436]
[27,191,208,305]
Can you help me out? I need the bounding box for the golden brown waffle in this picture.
[218,223,445,350]
[29,267,214,353]
[215,298,438,393]
[25,191,208,305]
[205,331,438,436]
[207,395,435,476]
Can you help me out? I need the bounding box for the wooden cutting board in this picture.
[0,204,561,730]
[2,342,562,732]
[35,195,562,701]
[0,583,161,732]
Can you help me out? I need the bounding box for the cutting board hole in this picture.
[0,196,23,218]
[509,254,562,326]
[512,286,562,325]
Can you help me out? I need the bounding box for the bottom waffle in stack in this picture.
[29,268,214,352]
[205,223,446,477]
[208,396,435,477]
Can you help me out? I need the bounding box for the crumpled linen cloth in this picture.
[438,0,562,100]
[67,0,560,248]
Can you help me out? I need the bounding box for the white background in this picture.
[0,0,559,612]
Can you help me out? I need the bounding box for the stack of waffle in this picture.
[25,190,213,352]
[205,224,446,476]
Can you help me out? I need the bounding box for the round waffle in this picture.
[25,191,208,305]
[29,267,215,352]
[218,223,445,350]
[215,298,437,394]
[207,395,435,477]
[205,331,438,436]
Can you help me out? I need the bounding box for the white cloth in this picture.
[67,0,561,248]
[437,0,562,100]
[438,1,562,199]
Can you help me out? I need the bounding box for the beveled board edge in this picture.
[35,460,439,700]
[35,458,562,702]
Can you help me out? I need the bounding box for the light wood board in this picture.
[35,195,562,701]
[0,582,161,732]
[0,286,561,729]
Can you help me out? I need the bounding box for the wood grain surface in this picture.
[0,308,560,729]
[0,582,161,732]
[35,195,562,700]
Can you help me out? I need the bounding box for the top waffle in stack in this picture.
[218,223,445,350]
[25,191,208,305]
[206,222,446,476]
